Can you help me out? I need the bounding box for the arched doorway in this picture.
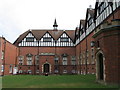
[44,64,49,73]
[98,53,104,80]
[97,53,104,81]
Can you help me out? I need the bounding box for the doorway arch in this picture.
[44,64,50,73]
[96,51,105,81]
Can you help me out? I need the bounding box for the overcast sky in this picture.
[0,0,96,43]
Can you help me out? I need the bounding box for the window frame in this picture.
[62,57,68,65]
[26,37,34,42]
[71,56,76,65]
[27,57,32,65]
[60,37,69,42]
[43,37,52,42]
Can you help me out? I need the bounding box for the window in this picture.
[88,18,93,27]
[35,55,39,65]
[54,70,59,73]
[27,70,32,74]
[19,70,23,74]
[71,56,76,65]
[91,48,95,64]
[26,54,33,65]
[26,37,34,42]
[1,65,4,72]
[62,57,67,65]
[36,70,39,74]
[18,56,24,65]
[43,37,52,42]
[54,57,59,65]
[63,70,67,73]
[1,51,4,60]
[72,70,76,74]
[61,37,69,42]
[9,65,12,73]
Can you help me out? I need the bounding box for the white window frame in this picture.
[62,57,67,65]
[71,56,76,65]
[27,56,33,65]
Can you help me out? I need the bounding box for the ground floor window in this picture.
[1,65,4,72]
[19,70,23,74]
[71,70,76,74]
[54,70,59,73]
[9,65,12,73]
[27,70,32,74]
[36,70,39,74]
[63,70,67,74]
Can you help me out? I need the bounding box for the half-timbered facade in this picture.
[0,0,120,85]
[14,26,76,75]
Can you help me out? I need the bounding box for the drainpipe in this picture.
[80,40,82,75]
[85,31,88,75]
[37,40,39,75]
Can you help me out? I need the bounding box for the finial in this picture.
[53,18,58,30]
[89,5,92,9]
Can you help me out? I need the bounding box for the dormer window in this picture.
[43,37,52,42]
[26,37,34,42]
[61,37,69,42]
[88,18,93,27]
[98,2,107,15]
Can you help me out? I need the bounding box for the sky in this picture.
[0,0,96,43]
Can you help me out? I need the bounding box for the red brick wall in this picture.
[18,46,76,74]
[76,32,96,75]
[76,44,80,74]
[94,28,120,84]
[93,8,120,84]
[0,37,18,75]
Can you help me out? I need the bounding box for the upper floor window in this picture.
[71,56,76,65]
[62,57,67,65]
[61,37,69,42]
[18,56,24,65]
[98,2,108,15]
[35,55,39,65]
[1,51,4,60]
[88,18,93,27]
[54,57,59,65]
[26,37,34,42]
[26,54,33,65]
[43,37,52,42]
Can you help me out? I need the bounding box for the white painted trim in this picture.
[42,62,51,74]
[96,50,106,82]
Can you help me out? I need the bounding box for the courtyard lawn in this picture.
[2,75,118,88]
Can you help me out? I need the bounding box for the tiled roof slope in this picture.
[14,29,75,46]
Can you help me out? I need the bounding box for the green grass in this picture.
[2,75,118,88]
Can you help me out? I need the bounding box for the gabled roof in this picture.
[14,30,30,46]
[80,20,86,29]
[14,29,75,46]
[48,30,64,40]
[65,30,75,41]
[87,8,95,18]
[84,8,95,29]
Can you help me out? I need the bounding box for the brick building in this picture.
[0,37,18,76]
[0,0,120,84]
